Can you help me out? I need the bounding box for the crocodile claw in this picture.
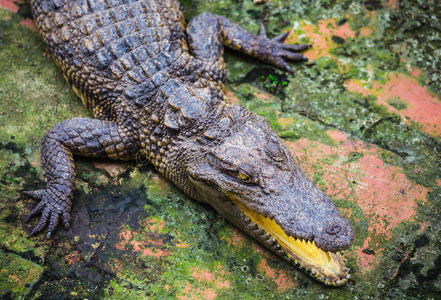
[258,23,311,72]
[24,187,71,238]
[271,30,290,43]
[258,23,267,37]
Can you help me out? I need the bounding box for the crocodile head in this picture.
[186,105,353,285]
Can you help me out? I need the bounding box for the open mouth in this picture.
[231,197,350,286]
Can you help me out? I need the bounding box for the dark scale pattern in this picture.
[25,0,354,286]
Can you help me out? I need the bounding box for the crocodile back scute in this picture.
[31,0,189,120]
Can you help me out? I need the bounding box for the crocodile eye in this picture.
[237,171,251,183]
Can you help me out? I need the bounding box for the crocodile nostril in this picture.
[325,223,342,235]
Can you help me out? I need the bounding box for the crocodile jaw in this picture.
[230,196,350,286]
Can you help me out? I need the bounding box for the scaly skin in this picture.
[26,0,354,285]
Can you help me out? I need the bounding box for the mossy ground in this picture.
[0,0,440,299]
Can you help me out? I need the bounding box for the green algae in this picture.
[0,145,49,291]
[0,7,86,298]
[386,0,441,94]
[0,9,86,147]
[0,249,44,299]
[381,187,441,299]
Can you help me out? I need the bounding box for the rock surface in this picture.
[0,0,440,298]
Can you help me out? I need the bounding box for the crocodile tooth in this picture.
[248,223,258,230]
[261,232,270,240]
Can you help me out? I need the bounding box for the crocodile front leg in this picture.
[24,118,138,238]
[187,12,311,74]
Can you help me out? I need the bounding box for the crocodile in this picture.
[26,0,354,285]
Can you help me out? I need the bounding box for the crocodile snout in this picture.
[316,218,354,252]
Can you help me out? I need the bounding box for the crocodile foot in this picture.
[24,186,71,238]
[258,23,311,72]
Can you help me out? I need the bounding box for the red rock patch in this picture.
[258,258,296,291]
[92,160,131,178]
[223,227,245,247]
[0,0,19,13]
[288,17,355,60]
[65,251,82,265]
[345,73,441,137]
[386,0,399,9]
[176,267,231,300]
[115,219,169,259]
[20,18,36,31]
